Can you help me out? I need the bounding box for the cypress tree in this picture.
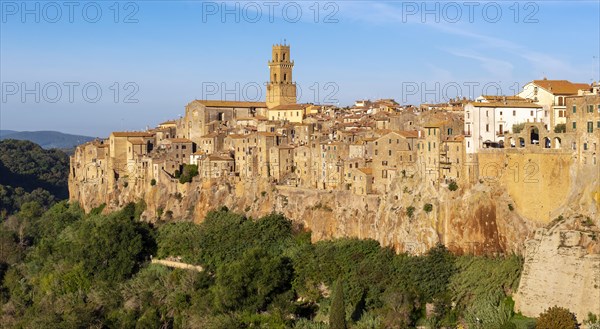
[329,279,347,329]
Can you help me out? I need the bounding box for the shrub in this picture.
[150,178,156,186]
[508,204,514,211]
[554,123,566,133]
[512,123,526,133]
[406,206,415,218]
[179,164,199,184]
[448,181,458,191]
[582,217,595,227]
[423,203,433,213]
[536,306,579,329]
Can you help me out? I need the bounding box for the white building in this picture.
[464,100,543,154]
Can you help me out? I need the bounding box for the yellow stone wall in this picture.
[478,150,573,223]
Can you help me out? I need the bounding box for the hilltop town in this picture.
[68,44,600,321]
[70,43,599,209]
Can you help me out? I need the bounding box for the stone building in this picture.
[566,92,600,166]
[266,43,297,108]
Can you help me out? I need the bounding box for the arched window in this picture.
[274,73,277,82]
[282,53,286,60]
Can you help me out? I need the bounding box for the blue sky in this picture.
[1,1,599,137]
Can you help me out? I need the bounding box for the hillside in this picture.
[0,139,69,217]
[0,130,95,149]
[0,203,532,328]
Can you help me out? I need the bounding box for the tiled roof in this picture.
[268,104,307,111]
[191,100,267,108]
[165,138,193,143]
[468,102,542,108]
[358,168,373,175]
[531,80,589,95]
[112,131,154,137]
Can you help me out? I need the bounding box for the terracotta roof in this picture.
[127,138,146,145]
[225,134,247,139]
[398,131,419,138]
[468,102,542,109]
[191,100,267,108]
[357,168,373,175]
[112,131,154,137]
[531,80,589,95]
[480,95,525,102]
[200,132,220,138]
[207,155,234,161]
[165,138,193,143]
[257,132,282,137]
[268,104,307,111]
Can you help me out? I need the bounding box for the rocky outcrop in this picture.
[70,168,537,256]
[515,222,600,322]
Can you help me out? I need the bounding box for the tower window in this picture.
[283,53,286,60]
[284,73,287,81]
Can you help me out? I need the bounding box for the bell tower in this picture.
[266,43,297,108]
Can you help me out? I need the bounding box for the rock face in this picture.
[515,225,600,321]
[69,151,600,319]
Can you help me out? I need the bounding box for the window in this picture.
[597,121,600,129]
[513,110,516,116]
[573,122,577,130]
[428,142,431,151]
[486,124,489,132]
[589,105,594,113]
[573,105,577,113]
[499,111,503,116]
[486,111,488,117]
[584,143,588,150]
[388,150,392,156]
[588,121,594,133]
[530,111,533,116]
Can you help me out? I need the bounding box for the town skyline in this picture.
[2,1,599,137]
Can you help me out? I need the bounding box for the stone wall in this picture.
[478,150,574,223]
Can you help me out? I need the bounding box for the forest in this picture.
[0,199,546,329]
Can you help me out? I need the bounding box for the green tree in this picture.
[179,164,199,184]
[329,279,347,329]
[213,247,293,312]
[537,306,579,329]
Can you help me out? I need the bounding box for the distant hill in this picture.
[0,130,96,149]
[0,130,19,137]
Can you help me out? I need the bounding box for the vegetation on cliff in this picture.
[0,198,561,328]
